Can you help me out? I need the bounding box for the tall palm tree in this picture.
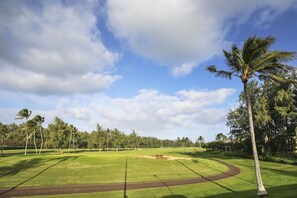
[68,125,76,153]
[32,115,45,154]
[16,108,32,155]
[0,124,7,157]
[25,119,38,154]
[197,136,204,148]
[206,35,296,196]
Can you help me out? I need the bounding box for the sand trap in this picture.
[138,155,192,160]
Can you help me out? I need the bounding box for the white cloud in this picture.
[106,0,297,76]
[91,88,236,133]
[0,67,120,95]
[0,0,119,95]
[0,88,235,140]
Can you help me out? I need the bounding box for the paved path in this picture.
[0,160,240,197]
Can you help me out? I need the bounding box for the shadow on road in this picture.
[124,157,128,198]
[176,160,235,193]
[154,174,174,195]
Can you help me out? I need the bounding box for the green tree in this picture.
[181,137,190,153]
[25,119,38,154]
[197,136,204,148]
[68,125,77,153]
[16,108,32,155]
[0,123,8,156]
[215,133,227,142]
[129,130,139,149]
[32,115,45,154]
[206,35,296,196]
[47,117,69,152]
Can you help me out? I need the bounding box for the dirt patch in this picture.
[138,155,193,160]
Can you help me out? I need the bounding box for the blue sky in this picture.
[0,0,297,141]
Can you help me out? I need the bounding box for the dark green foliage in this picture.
[226,77,297,156]
[1,117,195,151]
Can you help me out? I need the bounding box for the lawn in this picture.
[0,148,297,197]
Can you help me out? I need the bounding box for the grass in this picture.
[0,147,297,197]
[0,148,226,187]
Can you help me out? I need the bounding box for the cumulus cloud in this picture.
[0,0,119,94]
[0,88,235,139]
[106,0,297,76]
[93,88,236,132]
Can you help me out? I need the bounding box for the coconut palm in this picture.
[206,35,296,196]
[16,108,32,121]
[32,115,45,154]
[16,108,32,155]
[25,119,38,154]
[68,125,77,153]
[197,136,204,148]
[0,123,8,156]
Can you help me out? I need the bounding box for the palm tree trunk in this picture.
[33,130,37,154]
[244,82,268,196]
[72,134,75,153]
[68,130,72,153]
[1,134,4,157]
[25,133,29,155]
[39,126,43,154]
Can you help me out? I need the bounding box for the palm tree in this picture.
[25,119,38,154]
[181,137,189,153]
[16,108,32,155]
[32,115,45,154]
[197,136,204,148]
[0,123,7,157]
[68,125,77,153]
[206,35,296,196]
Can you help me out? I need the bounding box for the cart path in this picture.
[0,160,240,197]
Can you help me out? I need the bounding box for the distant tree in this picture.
[77,132,89,148]
[96,123,103,151]
[31,115,45,154]
[181,137,190,153]
[25,119,38,154]
[15,108,32,155]
[206,35,296,196]
[129,130,139,149]
[68,125,77,153]
[47,117,69,152]
[106,129,111,152]
[215,133,227,142]
[197,136,204,148]
[0,123,8,156]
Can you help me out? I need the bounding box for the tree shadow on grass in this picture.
[0,155,80,196]
[0,158,44,177]
[176,160,235,193]
[161,195,187,198]
[202,183,297,198]
[260,167,297,178]
[191,158,257,186]
[153,174,174,195]
[177,151,257,186]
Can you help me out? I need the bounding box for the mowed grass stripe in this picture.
[0,148,226,187]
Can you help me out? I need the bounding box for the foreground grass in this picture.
[1,148,297,197]
[0,148,227,187]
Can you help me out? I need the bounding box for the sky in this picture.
[0,0,297,141]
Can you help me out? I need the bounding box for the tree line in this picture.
[204,75,297,157]
[206,35,296,195]
[226,75,297,156]
[1,114,205,155]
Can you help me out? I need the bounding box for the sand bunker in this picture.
[138,155,192,160]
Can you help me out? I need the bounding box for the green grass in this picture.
[1,148,297,197]
[0,148,226,187]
